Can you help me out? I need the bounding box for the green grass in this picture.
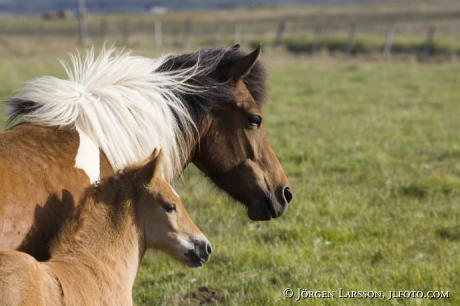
[1,2,460,304]
[0,49,459,306]
[131,59,460,305]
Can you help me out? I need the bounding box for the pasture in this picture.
[0,2,459,305]
[133,58,459,305]
[1,51,458,306]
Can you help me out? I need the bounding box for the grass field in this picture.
[1,1,460,305]
[1,52,458,306]
[129,57,460,305]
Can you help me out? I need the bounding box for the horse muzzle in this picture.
[247,185,293,221]
[185,238,212,268]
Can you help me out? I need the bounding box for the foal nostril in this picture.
[206,242,212,255]
[283,187,293,204]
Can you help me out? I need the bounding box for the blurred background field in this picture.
[1,0,460,305]
[1,0,460,59]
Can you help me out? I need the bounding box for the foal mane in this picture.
[6,46,267,182]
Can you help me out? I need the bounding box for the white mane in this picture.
[8,47,201,183]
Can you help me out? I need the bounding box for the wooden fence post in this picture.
[421,26,436,61]
[182,20,191,49]
[311,24,324,54]
[273,21,286,48]
[383,24,395,58]
[211,25,220,46]
[234,23,244,45]
[123,20,132,45]
[155,19,162,47]
[99,20,107,42]
[345,23,357,55]
[76,0,88,45]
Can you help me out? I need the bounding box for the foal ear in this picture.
[137,149,164,184]
[229,44,261,81]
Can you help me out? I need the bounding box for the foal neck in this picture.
[50,172,146,295]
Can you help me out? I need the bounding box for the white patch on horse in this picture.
[75,126,100,184]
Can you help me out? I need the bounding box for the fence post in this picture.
[123,19,132,45]
[182,20,192,49]
[99,19,107,42]
[76,0,88,45]
[311,24,324,54]
[155,19,162,47]
[383,24,395,58]
[345,23,357,55]
[211,25,220,46]
[234,23,244,45]
[421,26,436,61]
[273,20,286,48]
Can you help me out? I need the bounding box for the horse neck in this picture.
[175,114,213,180]
[50,179,146,294]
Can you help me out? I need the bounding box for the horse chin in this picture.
[184,249,208,268]
[186,260,206,268]
[193,166,290,221]
[247,196,286,221]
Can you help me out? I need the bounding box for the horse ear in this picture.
[150,149,163,180]
[232,44,240,50]
[229,44,261,81]
[137,148,163,184]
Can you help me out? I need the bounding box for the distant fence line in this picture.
[2,15,458,59]
[136,20,449,59]
[91,18,452,59]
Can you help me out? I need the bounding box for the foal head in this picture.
[133,149,211,268]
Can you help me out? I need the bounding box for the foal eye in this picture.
[248,115,262,128]
[164,204,176,213]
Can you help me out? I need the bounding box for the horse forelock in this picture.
[6,47,200,183]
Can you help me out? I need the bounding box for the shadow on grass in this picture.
[436,226,460,241]
[397,182,428,199]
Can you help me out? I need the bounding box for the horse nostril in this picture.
[283,187,293,204]
[206,242,212,255]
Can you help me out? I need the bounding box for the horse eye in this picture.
[164,204,176,213]
[248,115,262,128]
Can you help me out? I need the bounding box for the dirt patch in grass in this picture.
[183,286,226,305]
[437,226,460,241]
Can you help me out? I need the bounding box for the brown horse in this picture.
[1,45,292,260]
[0,149,211,306]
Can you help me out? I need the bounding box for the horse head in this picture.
[134,149,211,267]
[192,45,293,221]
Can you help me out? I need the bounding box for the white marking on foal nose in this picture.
[75,127,100,184]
